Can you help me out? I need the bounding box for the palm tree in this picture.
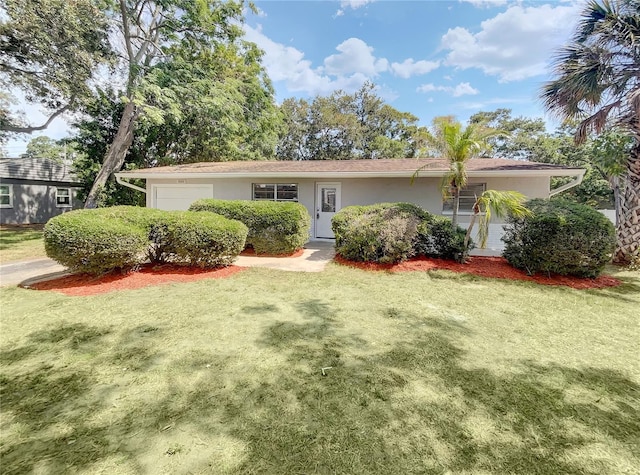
[416,116,501,227]
[464,190,531,249]
[541,0,640,264]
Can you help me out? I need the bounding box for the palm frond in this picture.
[473,190,531,248]
[542,0,640,144]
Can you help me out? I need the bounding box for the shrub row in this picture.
[189,199,311,255]
[332,203,470,264]
[502,198,615,278]
[44,206,248,275]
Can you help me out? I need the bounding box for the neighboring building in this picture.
[116,158,585,253]
[0,157,83,225]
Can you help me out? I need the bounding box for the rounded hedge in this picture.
[189,199,311,255]
[44,209,149,275]
[502,198,615,278]
[332,202,470,264]
[147,211,248,267]
[44,206,248,274]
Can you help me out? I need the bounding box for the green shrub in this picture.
[45,206,248,274]
[416,215,470,262]
[147,211,248,267]
[332,203,472,264]
[44,209,148,275]
[189,199,311,254]
[332,203,422,264]
[502,198,615,278]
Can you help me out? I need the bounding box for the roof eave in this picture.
[116,168,585,180]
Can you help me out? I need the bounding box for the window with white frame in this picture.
[252,183,298,202]
[56,187,72,207]
[443,183,486,213]
[0,184,12,208]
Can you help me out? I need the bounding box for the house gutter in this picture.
[115,169,586,180]
[116,175,147,194]
[548,169,586,197]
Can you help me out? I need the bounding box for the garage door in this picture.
[153,185,214,210]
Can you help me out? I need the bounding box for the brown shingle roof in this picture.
[118,158,584,177]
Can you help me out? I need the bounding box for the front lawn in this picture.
[0,225,46,263]
[1,265,638,474]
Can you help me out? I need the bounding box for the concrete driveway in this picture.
[0,258,68,287]
[0,241,336,287]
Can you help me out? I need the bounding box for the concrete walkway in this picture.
[235,241,335,272]
[0,241,336,287]
[0,258,68,287]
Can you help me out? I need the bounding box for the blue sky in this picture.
[4,0,584,156]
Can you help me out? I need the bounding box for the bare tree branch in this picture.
[0,101,72,134]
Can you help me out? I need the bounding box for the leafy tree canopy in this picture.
[0,0,112,135]
[541,0,640,264]
[276,83,425,160]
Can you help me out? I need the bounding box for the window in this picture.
[443,183,486,213]
[56,187,72,207]
[0,184,12,208]
[252,183,298,202]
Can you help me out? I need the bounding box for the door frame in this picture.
[314,182,342,239]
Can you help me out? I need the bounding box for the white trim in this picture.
[0,183,12,208]
[252,182,299,202]
[116,169,585,180]
[116,175,147,194]
[55,187,72,208]
[548,173,585,197]
[315,182,342,239]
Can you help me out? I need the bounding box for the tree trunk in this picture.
[84,101,139,208]
[610,175,621,227]
[464,211,477,249]
[613,144,640,264]
[451,187,460,228]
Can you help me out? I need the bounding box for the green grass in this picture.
[1,264,639,474]
[0,225,46,263]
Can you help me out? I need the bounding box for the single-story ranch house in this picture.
[115,158,585,253]
[1,157,83,225]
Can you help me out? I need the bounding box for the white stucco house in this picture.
[115,158,585,253]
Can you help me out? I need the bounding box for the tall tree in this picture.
[83,0,265,208]
[0,0,112,134]
[470,109,561,162]
[541,0,640,265]
[21,136,72,161]
[415,116,501,227]
[276,83,423,160]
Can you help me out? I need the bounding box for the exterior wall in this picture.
[0,179,83,225]
[145,175,550,249]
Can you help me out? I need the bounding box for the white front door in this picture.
[315,182,341,238]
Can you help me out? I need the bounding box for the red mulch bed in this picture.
[27,264,244,296]
[334,255,621,290]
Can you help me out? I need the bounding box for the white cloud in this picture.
[335,0,374,16]
[441,3,581,82]
[244,26,381,96]
[417,82,479,97]
[452,82,479,97]
[244,24,331,93]
[323,38,388,76]
[390,58,440,78]
[341,0,374,8]
[460,0,508,8]
[244,26,430,99]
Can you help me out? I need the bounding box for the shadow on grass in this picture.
[1,308,638,474]
[0,227,43,250]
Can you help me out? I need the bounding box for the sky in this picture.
[4,0,584,157]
